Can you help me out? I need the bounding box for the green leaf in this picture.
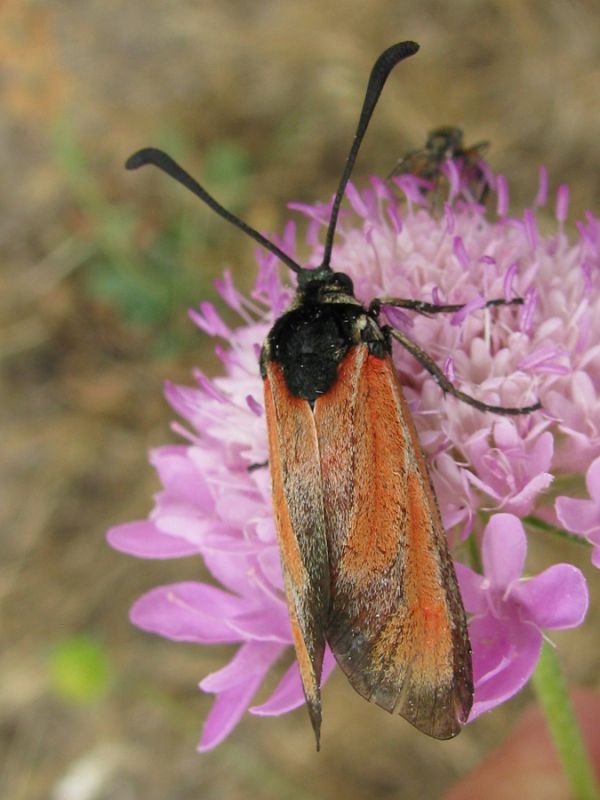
[50,635,111,703]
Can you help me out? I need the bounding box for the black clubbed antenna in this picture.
[321,41,419,269]
[126,42,419,280]
[125,148,304,275]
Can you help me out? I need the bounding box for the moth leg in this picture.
[388,328,541,416]
[370,296,523,317]
[247,460,269,473]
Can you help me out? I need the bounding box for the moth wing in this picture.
[390,149,433,180]
[263,361,330,746]
[314,346,472,739]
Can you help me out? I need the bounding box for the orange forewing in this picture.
[314,345,472,738]
[263,361,330,745]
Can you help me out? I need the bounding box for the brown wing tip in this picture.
[393,681,471,740]
[306,697,322,751]
[356,663,471,740]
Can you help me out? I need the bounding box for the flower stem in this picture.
[531,641,599,800]
[466,529,483,573]
[523,515,591,547]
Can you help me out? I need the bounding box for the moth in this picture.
[126,41,540,748]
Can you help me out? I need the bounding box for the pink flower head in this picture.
[455,514,588,720]
[109,162,598,749]
[556,455,600,568]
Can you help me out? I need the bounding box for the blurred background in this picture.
[2,1,600,798]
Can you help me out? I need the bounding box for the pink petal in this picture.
[463,471,503,502]
[481,514,526,588]
[199,641,283,693]
[468,615,542,720]
[202,551,264,598]
[451,295,485,325]
[454,562,488,615]
[150,447,214,510]
[130,583,244,643]
[586,457,600,502]
[555,184,569,222]
[197,641,283,751]
[249,661,305,716]
[256,547,284,590]
[496,174,509,216]
[505,472,554,514]
[153,513,235,545]
[250,648,337,716]
[195,533,263,554]
[535,165,548,206]
[227,605,292,643]
[452,236,471,270]
[190,301,231,338]
[197,674,266,752]
[555,497,600,535]
[523,208,539,249]
[345,182,369,217]
[513,565,589,629]
[215,494,271,529]
[107,521,200,559]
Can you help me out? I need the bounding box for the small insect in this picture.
[388,125,490,202]
[126,42,540,748]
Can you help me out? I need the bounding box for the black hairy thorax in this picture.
[260,274,391,403]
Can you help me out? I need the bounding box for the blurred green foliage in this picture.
[51,121,254,355]
[50,635,111,704]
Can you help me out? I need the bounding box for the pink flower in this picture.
[556,455,600,568]
[109,163,598,749]
[462,419,554,516]
[455,514,588,719]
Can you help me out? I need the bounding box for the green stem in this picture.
[531,641,599,800]
[523,515,591,547]
[466,530,483,573]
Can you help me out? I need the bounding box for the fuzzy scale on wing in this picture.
[263,363,330,745]
[314,346,472,739]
